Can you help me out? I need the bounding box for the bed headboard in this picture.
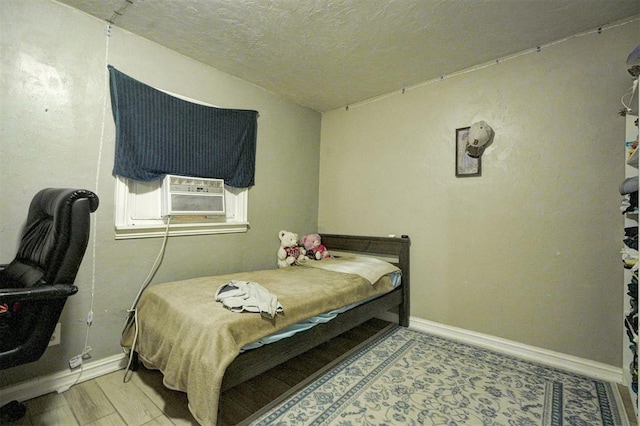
[320,234,411,326]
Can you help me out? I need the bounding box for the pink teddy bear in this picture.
[301,233,331,260]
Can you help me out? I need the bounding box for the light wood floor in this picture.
[7,319,389,426]
[7,318,638,426]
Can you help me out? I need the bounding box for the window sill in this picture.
[114,221,249,240]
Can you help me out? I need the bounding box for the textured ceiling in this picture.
[56,0,640,112]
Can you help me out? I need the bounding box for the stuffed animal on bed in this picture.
[301,233,331,260]
[277,230,307,268]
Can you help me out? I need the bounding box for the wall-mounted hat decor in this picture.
[466,121,494,158]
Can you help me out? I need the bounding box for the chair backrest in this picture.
[1,189,99,288]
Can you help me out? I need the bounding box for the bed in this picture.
[122,234,410,426]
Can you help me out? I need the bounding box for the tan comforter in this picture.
[122,259,398,425]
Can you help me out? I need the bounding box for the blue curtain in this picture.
[108,66,258,188]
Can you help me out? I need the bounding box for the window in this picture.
[108,67,256,239]
[114,176,248,239]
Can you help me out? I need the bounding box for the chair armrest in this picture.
[0,284,78,304]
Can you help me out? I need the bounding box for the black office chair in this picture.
[0,188,98,422]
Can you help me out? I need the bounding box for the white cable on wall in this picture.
[70,22,111,386]
[345,16,640,111]
[122,215,172,382]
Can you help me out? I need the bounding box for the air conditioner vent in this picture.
[161,174,225,216]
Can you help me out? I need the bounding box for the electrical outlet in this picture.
[49,323,61,346]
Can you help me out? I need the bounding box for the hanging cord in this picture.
[122,215,172,382]
[347,16,640,111]
[107,0,134,25]
[68,22,111,388]
[621,80,638,113]
[122,306,140,383]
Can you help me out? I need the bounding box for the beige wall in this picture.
[319,21,638,366]
[1,0,636,390]
[0,0,320,386]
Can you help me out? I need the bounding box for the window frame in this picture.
[111,87,251,240]
[114,176,249,240]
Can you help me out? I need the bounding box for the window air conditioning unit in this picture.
[161,174,225,216]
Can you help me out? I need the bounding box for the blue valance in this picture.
[108,66,258,188]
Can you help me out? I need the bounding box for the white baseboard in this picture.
[0,353,127,406]
[408,316,623,384]
[1,315,624,407]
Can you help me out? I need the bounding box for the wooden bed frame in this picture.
[220,233,411,392]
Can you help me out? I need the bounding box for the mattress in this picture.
[121,256,400,425]
[240,270,401,351]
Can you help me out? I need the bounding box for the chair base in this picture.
[0,400,26,423]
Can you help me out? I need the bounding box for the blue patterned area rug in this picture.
[247,326,630,425]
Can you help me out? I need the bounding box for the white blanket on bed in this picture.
[301,255,400,284]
